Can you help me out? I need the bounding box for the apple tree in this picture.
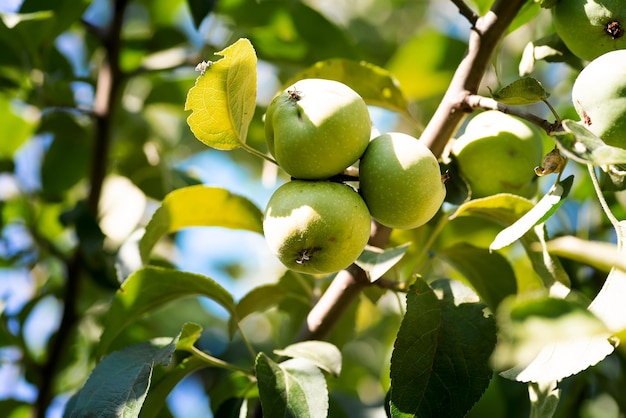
[1,0,626,417]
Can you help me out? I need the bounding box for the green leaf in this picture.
[228,284,291,336]
[490,77,549,105]
[185,38,257,150]
[438,243,517,311]
[63,338,177,418]
[141,355,209,418]
[354,243,410,282]
[588,221,626,333]
[0,97,37,158]
[97,266,236,357]
[139,185,263,263]
[256,353,329,418]
[176,322,203,351]
[283,59,409,115]
[552,120,626,165]
[389,278,496,418]
[274,341,342,377]
[186,0,217,29]
[494,294,614,383]
[490,176,573,251]
[40,112,92,195]
[450,194,570,292]
[0,11,54,54]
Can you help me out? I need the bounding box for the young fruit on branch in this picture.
[359,132,446,229]
[263,180,371,274]
[264,78,371,180]
[572,49,626,149]
[451,110,543,198]
[552,0,626,61]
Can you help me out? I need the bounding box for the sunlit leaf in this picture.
[284,59,409,115]
[438,243,517,311]
[490,77,548,105]
[185,38,257,150]
[64,338,177,418]
[494,294,614,383]
[97,266,236,357]
[354,243,410,282]
[256,353,328,418]
[552,120,626,165]
[490,176,573,251]
[389,278,496,418]
[274,341,342,377]
[541,236,626,274]
[139,185,263,263]
[588,221,626,333]
[0,97,37,158]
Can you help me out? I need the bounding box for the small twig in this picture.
[451,0,479,26]
[464,94,559,134]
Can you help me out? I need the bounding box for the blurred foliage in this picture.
[0,0,625,417]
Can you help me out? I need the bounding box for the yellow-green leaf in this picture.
[185,38,257,150]
[139,185,263,263]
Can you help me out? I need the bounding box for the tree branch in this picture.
[34,1,129,416]
[421,0,530,158]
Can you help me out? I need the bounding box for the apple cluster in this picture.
[262,78,446,274]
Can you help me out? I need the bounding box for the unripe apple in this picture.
[263,180,371,274]
[552,0,626,61]
[572,49,626,149]
[358,132,446,229]
[451,111,543,198]
[265,78,371,180]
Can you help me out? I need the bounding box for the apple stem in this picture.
[241,143,279,165]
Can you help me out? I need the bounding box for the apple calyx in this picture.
[606,21,624,40]
[287,87,303,102]
[295,248,319,265]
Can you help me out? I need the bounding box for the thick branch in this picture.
[421,0,529,158]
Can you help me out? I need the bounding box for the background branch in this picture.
[34,1,129,415]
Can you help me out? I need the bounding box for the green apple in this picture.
[265,78,371,180]
[358,132,446,229]
[451,111,543,198]
[572,49,626,149]
[263,180,371,274]
[552,0,626,61]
